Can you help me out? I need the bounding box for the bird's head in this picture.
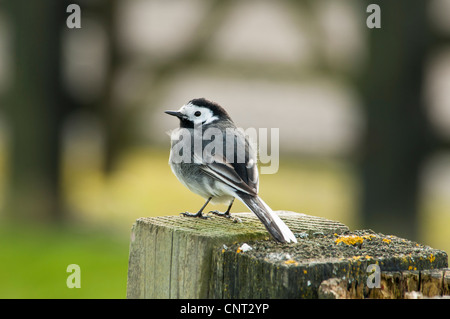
[165,98,232,128]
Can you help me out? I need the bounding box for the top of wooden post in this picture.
[134,210,350,242]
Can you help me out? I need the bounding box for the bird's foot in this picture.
[180,211,211,219]
[209,210,242,223]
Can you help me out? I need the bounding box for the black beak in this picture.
[165,110,184,119]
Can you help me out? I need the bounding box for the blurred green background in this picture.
[0,0,449,298]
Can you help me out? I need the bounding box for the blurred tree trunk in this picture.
[3,1,75,222]
[79,0,123,173]
[99,0,123,173]
[360,1,435,240]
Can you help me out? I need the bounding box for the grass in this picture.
[0,223,129,299]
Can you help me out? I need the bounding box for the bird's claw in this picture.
[180,211,211,219]
[209,210,242,223]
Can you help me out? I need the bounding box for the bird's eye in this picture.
[194,111,201,117]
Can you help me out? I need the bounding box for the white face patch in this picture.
[178,103,219,125]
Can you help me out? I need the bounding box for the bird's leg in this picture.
[210,198,241,223]
[180,197,212,219]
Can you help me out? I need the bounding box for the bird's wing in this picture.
[197,128,259,196]
[201,159,257,196]
[229,128,259,192]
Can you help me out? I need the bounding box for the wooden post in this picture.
[126,211,448,299]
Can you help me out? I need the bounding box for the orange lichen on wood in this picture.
[335,234,376,246]
[284,259,298,266]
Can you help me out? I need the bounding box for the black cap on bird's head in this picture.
[165,98,232,128]
[187,98,231,120]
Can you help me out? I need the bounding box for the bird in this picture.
[165,98,297,243]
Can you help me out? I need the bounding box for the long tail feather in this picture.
[239,195,297,243]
